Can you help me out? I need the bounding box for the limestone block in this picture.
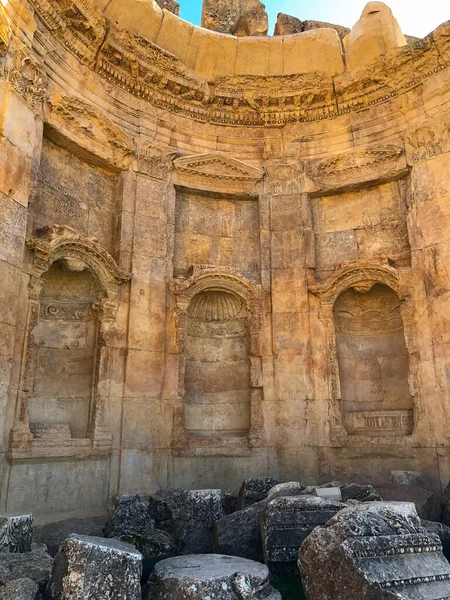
[103,0,163,42]
[184,28,238,80]
[343,2,407,71]
[375,483,441,521]
[303,20,350,40]
[0,544,52,591]
[262,496,346,565]
[267,482,311,500]
[46,535,142,600]
[274,13,302,36]
[283,29,345,77]
[237,477,279,510]
[422,520,450,561]
[34,516,106,557]
[300,502,450,600]
[148,554,281,599]
[235,36,284,76]
[0,514,33,553]
[202,0,268,37]
[155,10,194,63]
[0,578,41,600]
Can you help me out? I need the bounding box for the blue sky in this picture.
[179,0,449,38]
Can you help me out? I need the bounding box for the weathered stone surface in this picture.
[149,489,223,554]
[155,0,179,15]
[303,20,350,40]
[262,495,346,565]
[267,482,311,499]
[0,578,41,600]
[376,483,441,521]
[202,0,268,36]
[214,500,267,562]
[34,516,106,557]
[391,470,432,489]
[300,502,450,600]
[422,520,450,561]
[274,13,302,36]
[222,492,239,515]
[0,544,52,591]
[148,554,281,600]
[237,477,279,509]
[0,515,33,553]
[343,1,407,70]
[46,535,142,600]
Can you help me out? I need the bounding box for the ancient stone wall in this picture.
[0,0,450,517]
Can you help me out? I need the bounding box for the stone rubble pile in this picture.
[1,472,449,599]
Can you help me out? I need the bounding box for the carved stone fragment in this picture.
[237,477,279,510]
[262,496,346,566]
[46,535,142,600]
[148,554,281,600]
[299,502,450,600]
[0,515,33,553]
[375,484,441,521]
[2,44,47,113]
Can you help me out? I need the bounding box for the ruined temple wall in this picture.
[1,0,450,516]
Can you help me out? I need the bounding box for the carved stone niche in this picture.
[173,153,264,196]
[171,266,264,456]
[310,261,416,447]
[9,225,131,461]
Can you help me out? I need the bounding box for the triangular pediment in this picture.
[174,153,264,181]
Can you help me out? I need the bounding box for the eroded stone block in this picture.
[300,502,450,600]
[46,535,142,600]
[0,515,33,553]
[237,477,279,509]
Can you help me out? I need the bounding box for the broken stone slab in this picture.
[233,0,268,37]
[214,499,267,562]
[0,578,41,600]
[46,535,142,600]
[147,554,281,600]
[274,13,302,36]
[0,544,52,592]
[104,494,154,539]
[237,477,279,510]
[262,495,346,566]
[375,483,441,521]
[148,489,223,554]
[34,516,106,557]
[316,487,342,501]
[267,482,312,500]
[318,482,382,502]
[303,20,350,40]
[0,515,33,553]
[299,502,450,600]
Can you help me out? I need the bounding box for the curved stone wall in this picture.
[0,0,449,516]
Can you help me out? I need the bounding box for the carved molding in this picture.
[264,160,306,195]
[136,142,177,180]
[173,153,264,195]
[305,145,408,196]
[27,225,131,301]
[405,116,449,165]
[25,0,450,126]
[171,266,265,452]
[2,43,47,113]
[45,93,134,171]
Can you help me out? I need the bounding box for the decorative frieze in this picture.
[136,142,176,180]
[2,44,47,113]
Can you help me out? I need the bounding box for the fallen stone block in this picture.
[0,544,52,592]
[0,515,33,553]
[237,477,279,509]
[46,534,142,600]
[422,519,450,561]
[34,516,106,557]
[147,554,281,599]
[300,501,450,599]
[0,577,41,600]
[375,483,441,521]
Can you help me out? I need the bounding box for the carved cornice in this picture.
[264,160,306,195]
[2,43,47,113]
[405,115,450,165]
[306,145,408,196]
[0,4,11,57]
[173,153,264,195]
[26,0,450,127]
[27,225,131,301]
[45,93,134,170]
[136,142,177,180]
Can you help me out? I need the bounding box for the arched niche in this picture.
[10,225,131,455]
[29,260,103,440]
[185,288,251,439]
[333,283,414,436]
[171,267,264,453]
[310,262,416,445]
